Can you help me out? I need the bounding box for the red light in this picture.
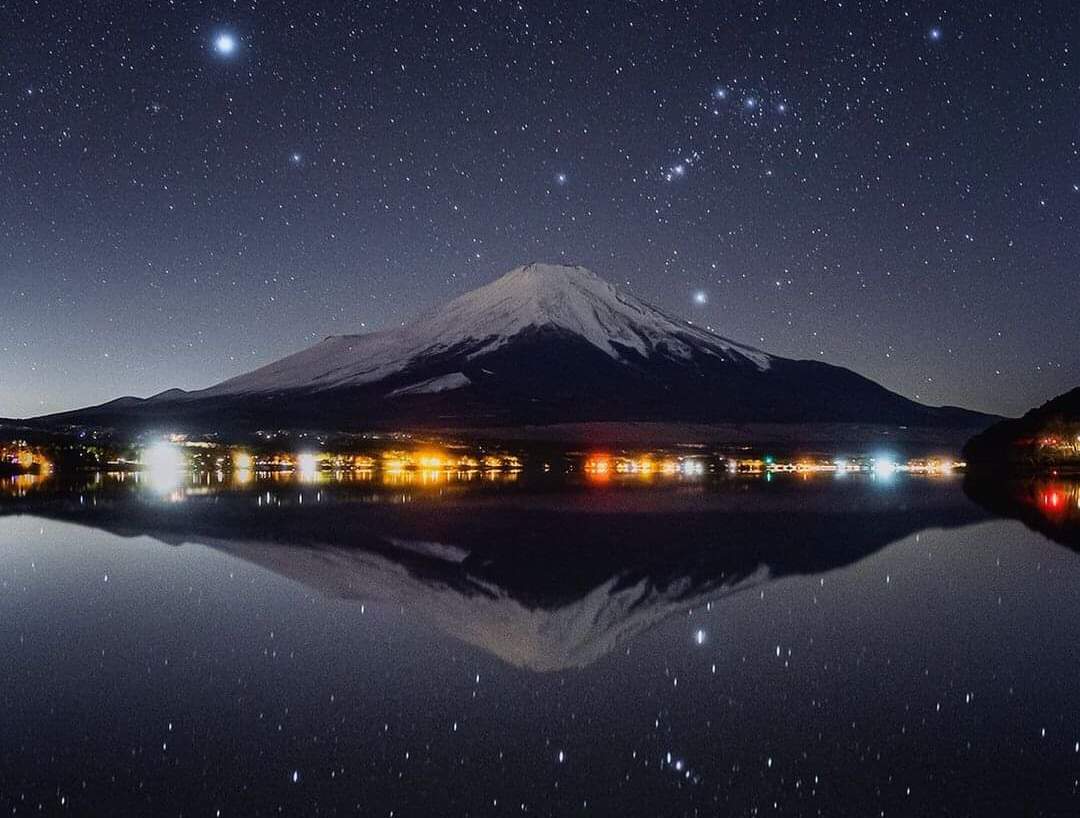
[1039,486,1068,515]
[584,455,613,482]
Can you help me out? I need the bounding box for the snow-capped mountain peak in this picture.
[410,262,768,363]
[197,263,770,397]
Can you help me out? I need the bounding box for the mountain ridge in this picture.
[187,262,772,399]
[33,262,997,438]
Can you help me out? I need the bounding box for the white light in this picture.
[214,33,237,55]
[143,441,185,473]
[872,456,897,477]
[693,290,708,305]
[297,452,319,479]
[142,441,186,493]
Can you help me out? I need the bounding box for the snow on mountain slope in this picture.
[194,263,771,398]
[388,372,472,398]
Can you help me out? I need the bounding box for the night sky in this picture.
[2,0,1077,419]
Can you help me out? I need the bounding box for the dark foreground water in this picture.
[0,471,1078,816]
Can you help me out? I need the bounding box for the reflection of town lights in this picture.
[1040,488,1066,513]
[233,451,253,471]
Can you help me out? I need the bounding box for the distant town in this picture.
[1,429,965,490]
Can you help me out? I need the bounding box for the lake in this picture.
[0,470,1077,815]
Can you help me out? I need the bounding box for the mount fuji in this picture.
[42,263,992,437]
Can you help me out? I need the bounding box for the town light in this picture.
[296,452,319,479]
[143,440,186,474]
[872,455,897,477]
[142,440,187,493]
[417,452,444,469]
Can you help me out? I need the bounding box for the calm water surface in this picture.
[0,471,1078,816]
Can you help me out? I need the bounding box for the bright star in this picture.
[290,152,302,164]
[213,33,238,56]
[713,87,728,100]
[555,172,567,185]
[928,27,943,42]
[744,97,758,111]
[693,290,708,305]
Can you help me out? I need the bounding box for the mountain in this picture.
[40,263,994,437]
[963,386,1080,471]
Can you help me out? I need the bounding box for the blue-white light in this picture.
[872,455,898,477]
[214,33,238,56]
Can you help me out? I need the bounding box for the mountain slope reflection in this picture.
[4,478,986,670]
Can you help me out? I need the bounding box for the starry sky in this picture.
[2,0,1077,419]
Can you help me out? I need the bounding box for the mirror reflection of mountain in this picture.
[964,476,1080,550]
[1,476,987,671]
